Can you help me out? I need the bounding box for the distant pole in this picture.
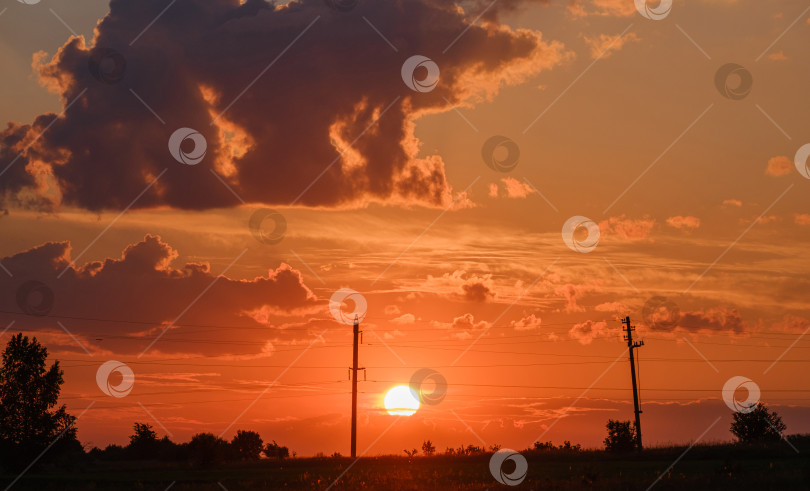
[622,316,644,451]
[350,315,360,458]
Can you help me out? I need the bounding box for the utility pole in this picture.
[350,315,362,458]
[622,316,644,451]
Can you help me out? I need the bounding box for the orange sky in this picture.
[1,0,809,456]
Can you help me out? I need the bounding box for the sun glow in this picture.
[383,385,420,416]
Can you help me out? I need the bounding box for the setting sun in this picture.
[383,386,420,416]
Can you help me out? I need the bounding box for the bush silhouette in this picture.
[604,419,636,452]
[730,403,786,443]
[264,440,289,460]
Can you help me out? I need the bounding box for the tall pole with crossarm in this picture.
[350,315,360,458]
[622,316,644,450]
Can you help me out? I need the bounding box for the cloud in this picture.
[569,320,609,344]
[554,283,599,313]
[422,270,496,302]
[391,313,415,325]
[502,177,535,198]
[488,178,535,199]
[462,282,495,302]
[0,235,319,355]
[765,156,793,177]
[598,215,655,240]
[594,301,626,312]
[678,308,745,334]
[769,314,810,334]
[583,32,640,59]
[649,307,745,334]
[0,0,569,212]
[722,199,742,207]
[432,313,490,334]
[767,51,788,61]
[666,215,701,231]
[510,313,542,330]
[795,214,810,226]
[567,0,636,17]
[753,215,778,225]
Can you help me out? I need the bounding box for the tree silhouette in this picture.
[421,440,436,456]
[127,422,159,459]
[264,440,289,460]
[730,403,786,443]
[604,419,636,452]
[231,430,263,460]
[188,433,230,466]
[0,333,78,469]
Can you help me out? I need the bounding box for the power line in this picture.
[361,380,810,392]
[58,357,810,370]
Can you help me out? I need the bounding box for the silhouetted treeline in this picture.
[87,424,291,466]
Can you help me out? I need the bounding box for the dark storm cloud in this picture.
[462,282,493,302]
[0,0,565,211]
[0,235,321,355]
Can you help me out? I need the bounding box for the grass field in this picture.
[3,441,809,490]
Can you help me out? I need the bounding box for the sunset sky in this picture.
[1,0,809,457]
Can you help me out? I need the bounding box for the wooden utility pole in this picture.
[622,316,644,451]
[350,315,361,458]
